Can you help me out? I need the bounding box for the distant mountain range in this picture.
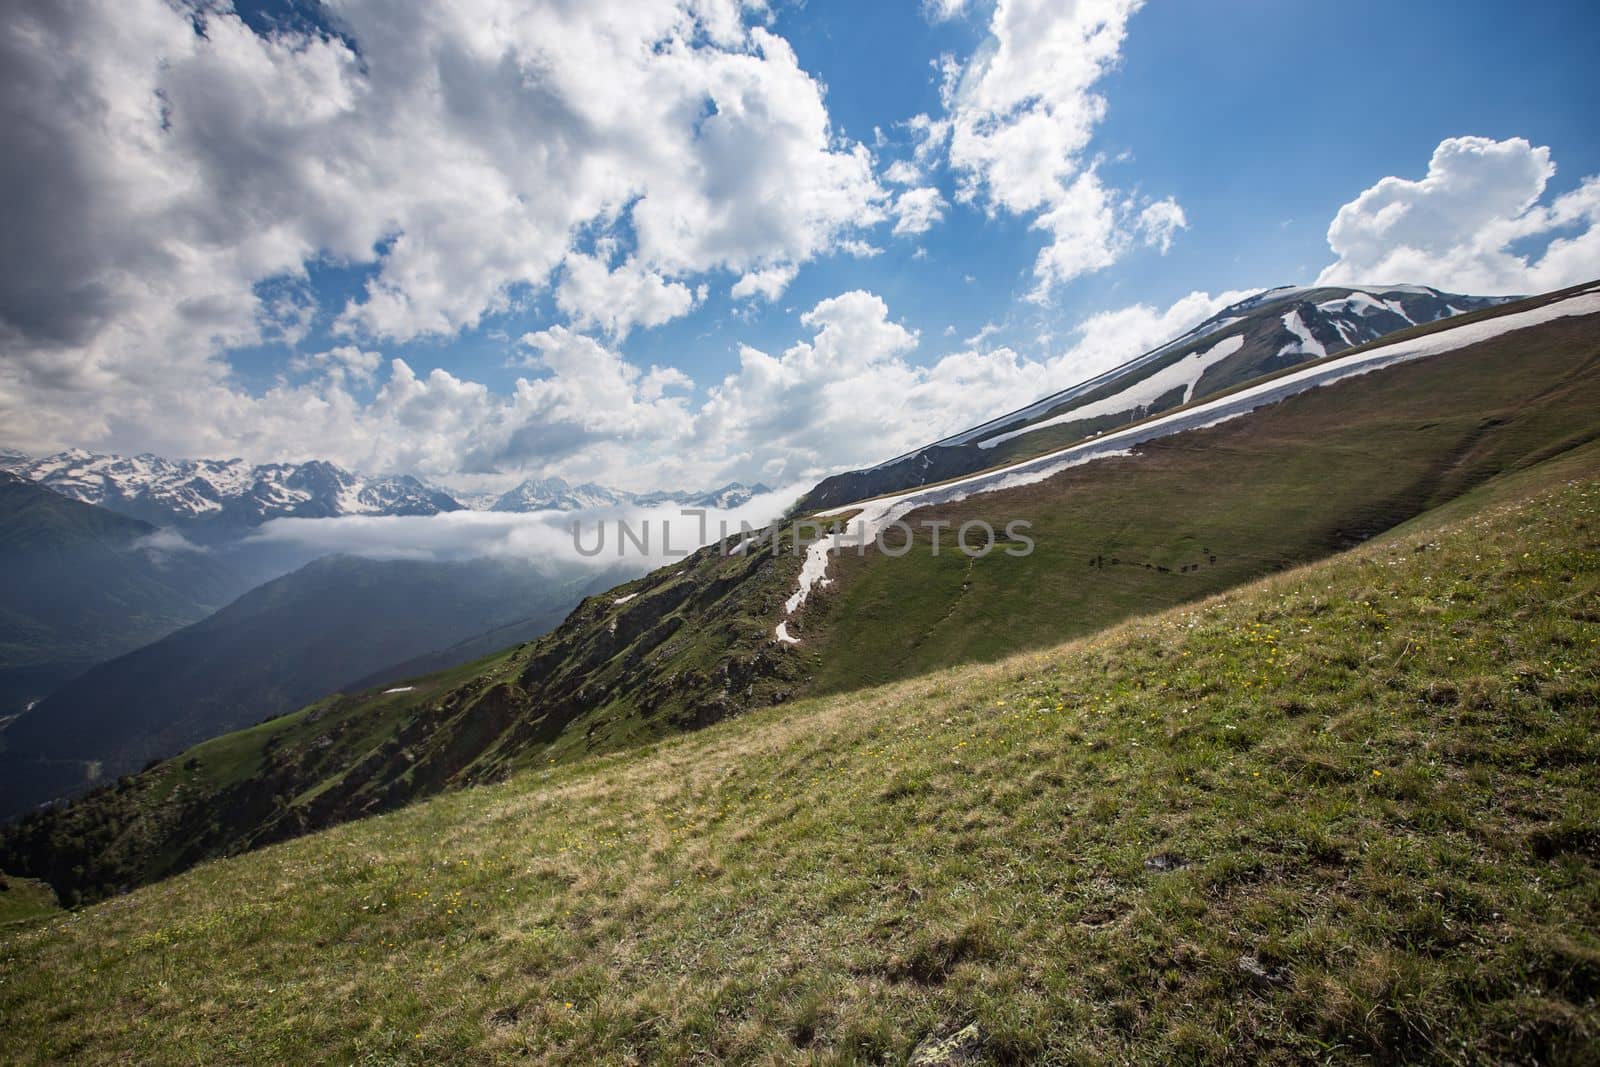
[0,450,459,533]
[798,283,1511,511]
[0,452,772,816]
[0,450,774,529]
[486,476,773,513]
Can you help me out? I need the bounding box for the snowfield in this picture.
[772,291,1600,643]
[1316,291,1390,318]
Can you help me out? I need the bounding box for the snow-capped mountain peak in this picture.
[489,477,629,512]
[0,450,463,530]
[1,447,779,525]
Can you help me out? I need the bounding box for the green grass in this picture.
[0,873,59,928]
[0,647,534,903]
[1,443,1595,1064]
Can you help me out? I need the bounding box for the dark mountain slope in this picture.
[0,473,242,715]
[0,555,612,819]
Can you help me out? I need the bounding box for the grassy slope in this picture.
[0,874,59,928]
[0,650,526,903]
[802,303,1600,693]
[5,299,1595,908]
[2,444,1595,1064]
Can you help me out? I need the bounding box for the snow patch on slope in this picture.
[1316,291,1388,318]
[1370,284,1438,296]
[978,333,1246,451]
[857,313,1247,468]
[1380,298,1415,324]
[775,447,1135,641]
[1278,310,1327,359]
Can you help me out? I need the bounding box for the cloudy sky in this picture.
[2,0,1597,495]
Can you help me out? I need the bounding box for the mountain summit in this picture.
[489,476,630,512]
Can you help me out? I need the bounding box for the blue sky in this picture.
[3,0,1597,491]
[228,0,1600,395]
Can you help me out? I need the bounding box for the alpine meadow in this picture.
[1,1,1597,1064]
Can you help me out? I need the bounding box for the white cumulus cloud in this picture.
[731,264,799,302]
[1317,135,1600,295]
[892,186,949,237]
[0,0,886,457]
[289,345,384,385]
[1137,197,1188,255]
[555,253,702,340]
[920,0,1182,299]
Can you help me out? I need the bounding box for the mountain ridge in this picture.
[0,450,778,527]
[0,451,460,533]
[798,283,1512,512]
